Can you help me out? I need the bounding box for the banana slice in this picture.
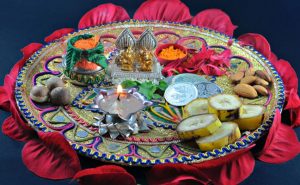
[183,98,208,118]
[208,94,242,121]
[235,104,265,130]
[196,122,241,151]
[177,114,222,140]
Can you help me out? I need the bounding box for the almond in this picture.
[253,85,268,96]
[245,67,255,76]
[233,84,258,98]
[255,70,272,82]
[230,71,244,82]
[240,76,257,84]
[255,77,269,87]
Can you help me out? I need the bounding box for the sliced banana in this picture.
[235,104,265,130]
[183,98,208,118]
[208,94,242,121]
[196,122,241,151]
[177,114,222,140]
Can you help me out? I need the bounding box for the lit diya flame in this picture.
[117,84,123,100]
[117,84,123,93]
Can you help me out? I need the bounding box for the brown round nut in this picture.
[233,84,258,98]
[245,67,255,76]
[230,71,244,82]
[240,76,257,84]
[30,85,49,103]
[46,76,64,91]
[255,70,272,82]
[253,85,268,96]
[255,77,269,87]
[50,87,71,105]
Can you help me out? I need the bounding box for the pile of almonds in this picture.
[230,68,272,98]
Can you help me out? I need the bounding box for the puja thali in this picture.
[15,20,284,166]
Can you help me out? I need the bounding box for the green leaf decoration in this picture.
[138,82,157,100]
[152,93,162,99]
[119,80,168,100]
[121,80,138,88]
[158,80,168,91]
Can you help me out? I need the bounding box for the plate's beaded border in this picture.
[15,20,285,166]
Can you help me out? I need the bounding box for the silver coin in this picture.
[195,82,223,98]
[172,73,208,85]
[164,83,198,106]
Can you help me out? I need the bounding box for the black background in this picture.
[0,0,300,185]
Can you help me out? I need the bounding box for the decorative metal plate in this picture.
[15,20,285,166]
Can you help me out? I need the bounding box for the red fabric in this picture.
[272,59,298,99]
[271,59,300,127]
[78,3,130,29]
[0,43,42,141]
[133,0,192,23]
[73,165,136,185]
[22,132,81,179]
[191,9,237,36]
[2,115,33,142]
[199,151,255,185]
[148,145,255,185]
[257,109,300,163]
[147,164,210,185]
[44,28,74,43]
[238,33,271,59]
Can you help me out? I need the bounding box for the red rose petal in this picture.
[22,132,81,179]
[257,109,300,163]
[238,33,271,59]
[73,165,136,185]
[78,3,130,29]
[191,9,237,36]
[133,0,192,23]
[44,28,74,43]
[147,163,209,185]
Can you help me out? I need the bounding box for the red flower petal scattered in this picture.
[22,132,81,179]
[147,163,210,185]
[78,3,130,29]
[238,33,271,59]
[191,9,237,36]
[257,109,300,163]
[162,45,231,76]
[73,165,136,185]
[133,0,192,23]
[44,28,75,43]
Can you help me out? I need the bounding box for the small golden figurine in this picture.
[139,48,153,72]
[120,46,135,71]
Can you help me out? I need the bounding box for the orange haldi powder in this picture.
[74,36,100,50]
[158,46,186,60]
[75,59,99,70]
